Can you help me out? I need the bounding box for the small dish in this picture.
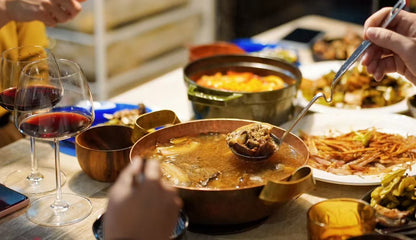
[92,210,189,240]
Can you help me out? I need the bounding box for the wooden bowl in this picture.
[75,125,133,182]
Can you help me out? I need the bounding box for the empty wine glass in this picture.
[0,45,65,194]
[15,58,94,226]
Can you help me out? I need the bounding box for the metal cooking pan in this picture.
[130,110,314,226]
[183,54,302,125]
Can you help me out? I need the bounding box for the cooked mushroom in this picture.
[226,123,277,159]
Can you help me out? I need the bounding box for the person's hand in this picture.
[361,7,416,83]
[1,0,86,27]
[104,157,183,240]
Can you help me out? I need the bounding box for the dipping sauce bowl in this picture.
[75,125,133,182]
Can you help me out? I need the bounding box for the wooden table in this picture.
[0,15,380,240]
[0,139,374,240]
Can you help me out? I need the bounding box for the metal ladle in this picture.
[228,0,406,161]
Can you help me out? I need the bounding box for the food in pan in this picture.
[104,103,147,127]
[300,128,416,176]
[300,65,412,109]
[144,132,304,189]
[370,169,416,227]
[312,30,363,60]
[195,71,286,92]
[226,123,277,158]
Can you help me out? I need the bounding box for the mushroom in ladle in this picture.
[226,123,279,161]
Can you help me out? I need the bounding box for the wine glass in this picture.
[15,58,94,226]
[0,45,65,194]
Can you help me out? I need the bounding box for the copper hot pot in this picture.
[130,110,314,226]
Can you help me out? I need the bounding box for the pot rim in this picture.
[183,54,302,95]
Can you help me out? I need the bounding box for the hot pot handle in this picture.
[259,166,315,203]
[131,109,181,143]
[187,84,243,106]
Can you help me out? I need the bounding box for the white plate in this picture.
[297,61,416,114]
[281,112,416,185]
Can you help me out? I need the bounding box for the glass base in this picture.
[3,167,66,194]
[26,193,92,227]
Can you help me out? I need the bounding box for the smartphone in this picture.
[0,184,29,218]
[280,28,324,47]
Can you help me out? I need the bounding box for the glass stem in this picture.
[26,137,44,183]
[31,137,37,171]
[52,139,68,212]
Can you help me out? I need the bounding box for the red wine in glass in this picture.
[1,45,62,195]
[0,87,16,110]
[15,58,94,226]
[19,112,91,139]
[0,86,62,111]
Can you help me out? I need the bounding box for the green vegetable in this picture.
[353,129,374,147]
[370,169,416,217]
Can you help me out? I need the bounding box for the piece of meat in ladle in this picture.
[226,123,277,158]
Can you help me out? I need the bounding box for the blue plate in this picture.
[61,102,150,156]
[59,140,77,156]
[232,38,300,66]
[232,38,277,52]
[94,102,144,126]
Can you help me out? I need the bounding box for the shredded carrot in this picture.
[300,128,416,176]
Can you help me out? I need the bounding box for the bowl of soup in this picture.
[130,110,313,227]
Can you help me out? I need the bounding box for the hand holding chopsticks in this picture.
[104,157,183,240]
[362,0,416,83]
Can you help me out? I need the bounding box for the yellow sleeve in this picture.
[16,21,49,48]
[0,21,49,117]
[0,21,18,55]
[0,107,7,118]
[0,20,49,54]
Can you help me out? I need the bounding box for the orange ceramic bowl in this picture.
[189,42,245,62]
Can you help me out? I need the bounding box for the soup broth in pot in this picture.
[145,132,305,189]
